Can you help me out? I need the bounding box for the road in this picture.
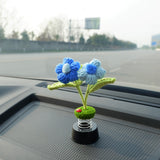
[0,49,159,91]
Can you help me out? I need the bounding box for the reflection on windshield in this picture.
[0,0,159,91]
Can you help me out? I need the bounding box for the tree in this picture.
[37,17,67,41]
[69,36,75,42]
[21,30,30,41]
[29,31,35,41]
[0,0,6,39]
[0,0,7,28]
[36,27,52,41]
[112,36,119,46]
[54,34,60,41]
[112,37,137,49]
[79,34,85,44]
[50,17,65,41]
[10,30,19,39]
[0,0,22,40]
[86,34,111,46]
[86,34,137,49]
[0,26,5,39]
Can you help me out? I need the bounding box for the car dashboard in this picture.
[0,76,160,160]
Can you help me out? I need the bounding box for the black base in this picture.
[72,122,99,144]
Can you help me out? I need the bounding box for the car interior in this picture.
[0,76,160,160]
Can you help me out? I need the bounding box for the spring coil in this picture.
[78,119,92,129]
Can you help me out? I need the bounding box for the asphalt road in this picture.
[0,49,159,90]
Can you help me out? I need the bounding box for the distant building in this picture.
[151,34,160,47]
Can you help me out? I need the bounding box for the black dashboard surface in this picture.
[0,76,160,160]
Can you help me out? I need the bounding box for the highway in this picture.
[0,49,159,91]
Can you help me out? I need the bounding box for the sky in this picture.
[4,0,160,47]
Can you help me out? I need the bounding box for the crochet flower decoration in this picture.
[55,58,80,84]
[78,59,106,85]
[48,57,115,119]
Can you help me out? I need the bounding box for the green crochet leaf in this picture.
[88,78,116,93]
[47,80,83,90]
[47,82,75,90]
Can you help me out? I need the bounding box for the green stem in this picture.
[75,81,85,107]
[84,84,90,109]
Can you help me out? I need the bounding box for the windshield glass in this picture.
[0,0,160,91]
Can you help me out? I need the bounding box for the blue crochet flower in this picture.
[78,59,106,84]
[55,58,80,84]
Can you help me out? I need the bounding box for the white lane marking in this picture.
[110,67,120,73]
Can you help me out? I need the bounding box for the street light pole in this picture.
[69,19,71,42]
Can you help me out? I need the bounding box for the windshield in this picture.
[0,0,160,91]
